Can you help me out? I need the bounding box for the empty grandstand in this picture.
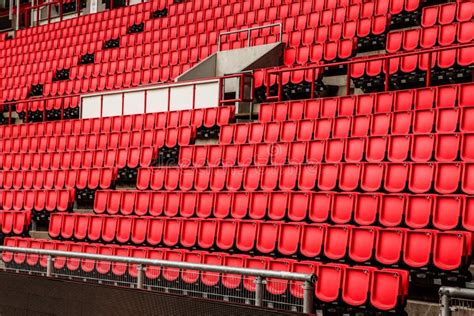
[0,0,472,314]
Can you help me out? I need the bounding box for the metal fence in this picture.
[439,287,474,316]
[0,246,315,313]
[217,23,283,51]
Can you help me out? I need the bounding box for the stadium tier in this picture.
[0,0,473,314]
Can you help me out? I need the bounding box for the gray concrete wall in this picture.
[407,299,473,316]
[216,43,283,76]
[177,55,217,82]
[177,43,283,83]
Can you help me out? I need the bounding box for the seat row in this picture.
[0,189,74,212]
[386,21,473,53]
[10,0,395,51]
[284,17,388,46]
[137,162,474,194]
[3,66,189,101]
[220,108,474,145]
[14,96,80,112]
[0,210,31,235]
[0,0,388,91]
[351,47,473,79]
[282,7,390,31]
[283,39,356,65]
[0,127,194,153]
[259,83,473,121]
[0,147,157,171]
[254,66,325,88]
[421,2,473,28]
[2,236,409,311]
[37,67,188,97]
[12,0,164,38]
[180,134,474,167]
[47,214,472,271]
[0,108,230,138]
[93,190,474,232]
[13,0,379,40]
[0,168,116,191]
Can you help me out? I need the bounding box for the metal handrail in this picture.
[219,72,254,104]
[0,246,316,312]
[439,286,474,316]
[217,23,283,51]
[265,41,474,101]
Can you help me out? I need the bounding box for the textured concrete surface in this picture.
[407,299,473,316]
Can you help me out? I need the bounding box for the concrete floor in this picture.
[407,299,473,316]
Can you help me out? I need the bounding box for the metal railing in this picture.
[23,0,81,27]
[0,246,316,313]
[0,94,80,124]
[217,23,283,51]
[219,72,254,104]
[264,42,474,102]
[22,0,147,28]
[80,77,222,118]
[0,73,246,124]
[439,286,474,316]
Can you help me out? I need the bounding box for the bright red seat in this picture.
[349,226,377,263]
[375,228,405,265]
[316,263,345,303]
[342,266,376,307]
[403,229,434,268]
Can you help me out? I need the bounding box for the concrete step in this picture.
[29,231,50,239]
[73,209,94,214]
[407,299,474,316]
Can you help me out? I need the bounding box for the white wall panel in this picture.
[146,88,168,113]
[170,85,193,111]
[102,94,122,117]
[80,79,220,118]
[124,91,145,115]
[195,82,219,108]
[81,96,101,118]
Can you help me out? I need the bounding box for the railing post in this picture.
[192,84,196,110]
[121,92,125,116]
[100,95,103,117]
[218,77,223,106]
[144,90,148,113]
[60,99,64,120]
[8,105,11,125]
[136,264,144,289]
[36,3,39,26]
[426,52,432,87]
[59,0,63,21]
[254,276,264,307]
[25,102,29,123]
[302,280,314,314]
[440,293,450,316]
[46,255,53,277]
[247,29,251,48]
[277,72,282,102]
[167,87,171,112]
[279,23,282,42]
[15,0,19,31]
